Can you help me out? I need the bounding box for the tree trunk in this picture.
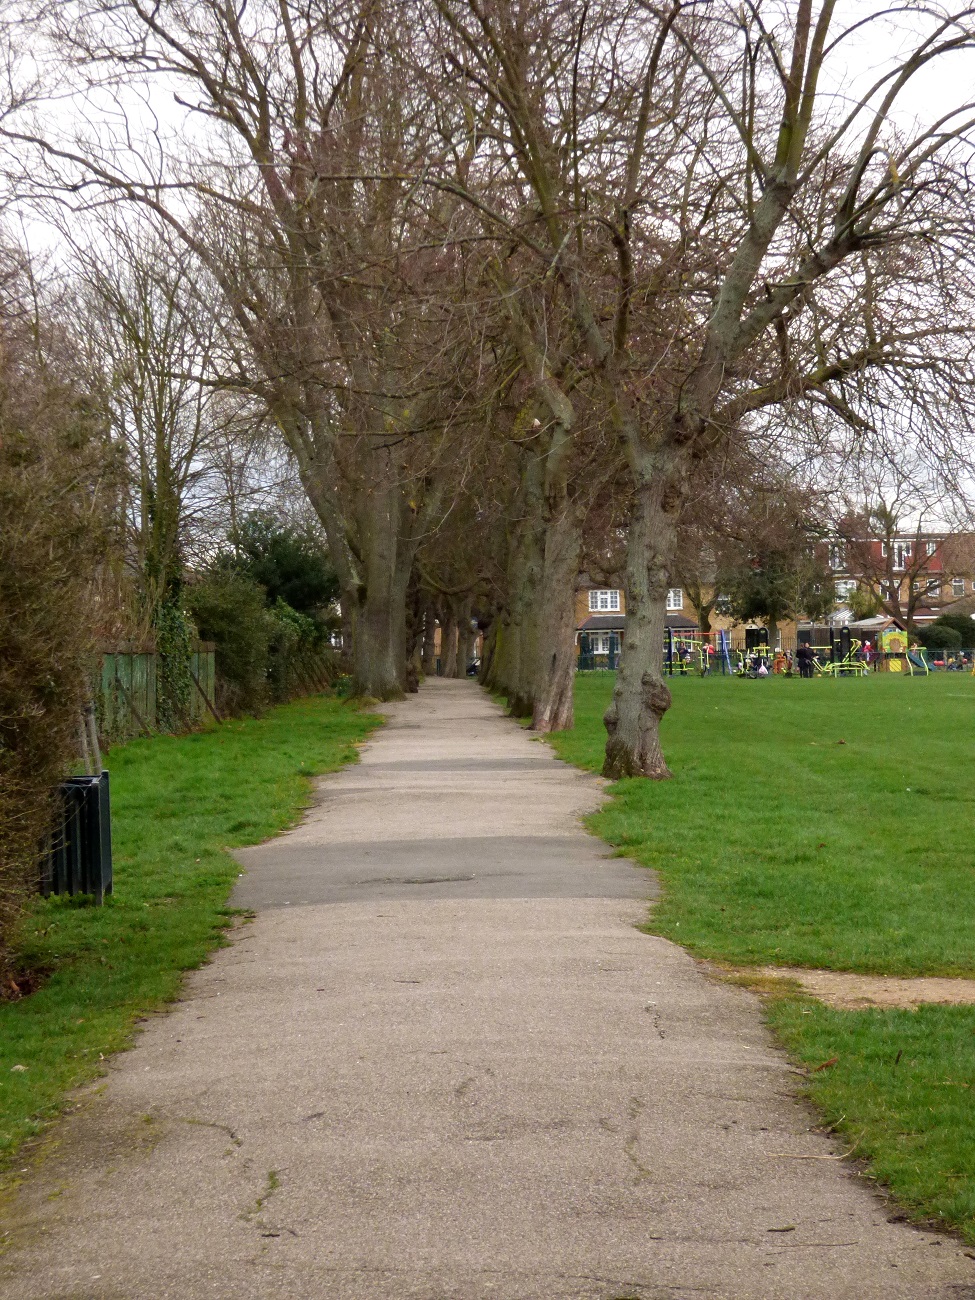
[346,464,415,700]
[442,608,459,678]
[455,597,474,679]
[348,561,410,700]
[531,509,582,733]
[420,605,437,677]
[479,615,498,686]
[603,468,681,780]
[506,507,545,715]
[298,441,410,700]
[491,450,545,713]
[405,584,422,693]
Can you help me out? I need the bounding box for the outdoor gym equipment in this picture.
[821,635,868,677]
[717,629,733,675]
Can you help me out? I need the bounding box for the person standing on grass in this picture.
[796,643,815,678]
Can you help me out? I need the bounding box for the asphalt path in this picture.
[2,679,974,1299]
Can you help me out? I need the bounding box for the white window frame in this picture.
[588,589,621,613]
[591,632,611,655]
[953,578,966,597]
[893,541,911,570]
[666,588,683,611]
[829,544,845,571]
[835,579,857,600]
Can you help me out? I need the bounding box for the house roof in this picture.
[578,613,699,632]
[845,615,906,630]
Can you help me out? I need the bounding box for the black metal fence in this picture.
[41,772,113,905]
[577,632,621,671]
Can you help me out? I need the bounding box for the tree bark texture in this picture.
[478,616,498,686]
[602,469,680,780]
[345,471,414,701]
[442,610,459,678]
[455,597,474,679]
[492,467,545,713]
[530,509,582,733]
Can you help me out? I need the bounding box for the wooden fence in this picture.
[97,643,217,744]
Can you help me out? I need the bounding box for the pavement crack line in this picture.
[240,1169,282,1223]
[174,1115,243,1153]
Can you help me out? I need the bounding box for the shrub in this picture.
[185,573,274,715]
[916,623,962,651]
[930,612,975,648]
[155,600,195,731]
[267,599,336,701]
[221,513,339,624]
[0,247,112,971]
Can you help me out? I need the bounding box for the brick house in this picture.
[575,585,700,661]
[827,529,975,626]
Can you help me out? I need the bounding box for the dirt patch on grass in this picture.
[706,962,975,1010]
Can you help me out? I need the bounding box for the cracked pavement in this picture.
[2,678,974,1299]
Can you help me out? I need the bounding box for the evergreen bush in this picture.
[185,574,274,715]
[916,623,962,651]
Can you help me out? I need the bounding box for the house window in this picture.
[588,589,620,612]
[929,585,940,599]
[666,588,683,611]
[927,540,938,557]
[829,544,844,570]
[591,632,611,654]
[835,579,857,600]
[953,578,966,597]
[893,541,911,570]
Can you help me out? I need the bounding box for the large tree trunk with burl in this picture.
[603,469,683,780]
[531,508,582,733]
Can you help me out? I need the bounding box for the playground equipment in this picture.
[717,629,733,675]
[820,631,868,677]
[580,618,962,679]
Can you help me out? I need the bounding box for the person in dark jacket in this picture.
[796,643,815,678]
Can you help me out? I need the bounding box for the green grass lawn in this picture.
[551,671,975,1241]
[554,672,975,976]
[0,695,379,1170]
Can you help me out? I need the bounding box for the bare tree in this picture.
[426,0,975,775]
[17,0,488,698]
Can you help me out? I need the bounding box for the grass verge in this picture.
[550,671,975,1241]
[0,695,379,1170]
[769,998,975,1242]
[552,673,975,976]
